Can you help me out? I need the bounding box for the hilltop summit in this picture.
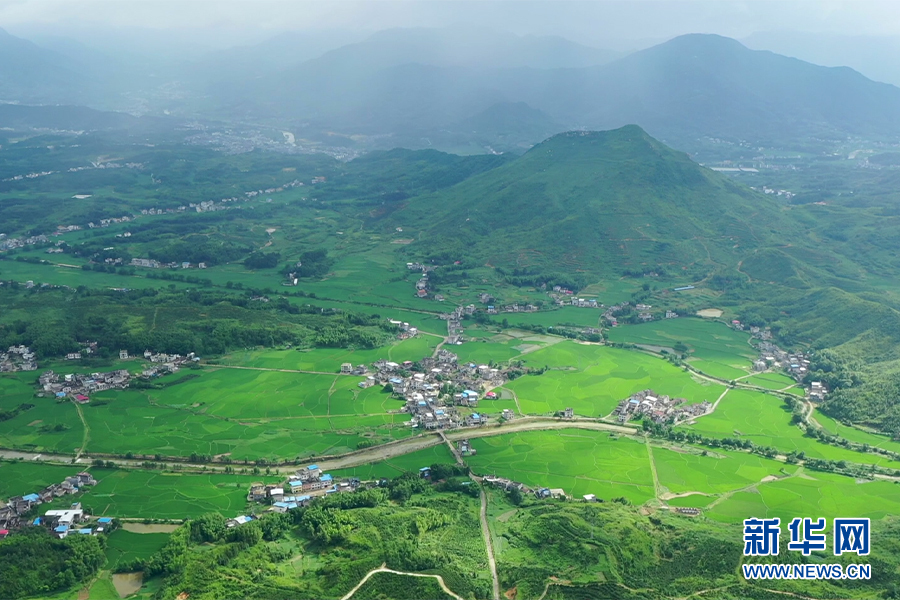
[394,125,799,283]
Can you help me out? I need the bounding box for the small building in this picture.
[562,407,574,419]
[501,408,514,421]
[419,467,431,479]
[583,494,597,502]
[340,363,353,374]
[119,350,129,360]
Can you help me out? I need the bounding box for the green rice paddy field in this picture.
[814,410,900,455]
[652,446,797,496]
[680,388,896,466]
[461,428,900,524]
[506,341,725,416]
[742,372,798,391]
[705,470,900,523]
[73,469,282,519]
[104,529,171,571]
[0,461,84,498]
[607,318,756,380]
[467,429,656,504]
[218,334,438,373]
[452,332,558,365]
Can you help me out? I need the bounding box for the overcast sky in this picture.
[3,0,900,50]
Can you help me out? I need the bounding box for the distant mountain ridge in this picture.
[4,27,900,150]
[245,32,900,147]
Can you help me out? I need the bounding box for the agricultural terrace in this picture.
[607,318,756,380]
[680,388,897,466]
[466,429,656,504]
[506,341,724,416]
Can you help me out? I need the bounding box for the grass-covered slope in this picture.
[394,125,798,280]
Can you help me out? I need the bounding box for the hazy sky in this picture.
[3,0,900,50]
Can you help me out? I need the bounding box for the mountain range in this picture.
[3,27,900,150]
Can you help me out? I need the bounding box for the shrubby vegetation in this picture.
[0,528,106,599]
[143,470,490,600]
[0,285,396,357]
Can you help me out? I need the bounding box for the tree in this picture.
[190,513,226,543]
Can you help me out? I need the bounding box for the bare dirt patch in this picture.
[696,308,724,318]
[391,239,414,244]
[112,572,143,598]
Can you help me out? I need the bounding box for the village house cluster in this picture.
[0,472,100,538]
[613,389,711,424]
[0,233,49,252]
[1,161,143,184]
[482,474,566,501]
[130,257,208,270]
[87,215,132,229]
[1,345,37,372]
[39,369,130,403]
[361,348,506,430]
[440,305,472,345]
[37,349,197,403]
[753,341,827,398]
[248,464,360,511]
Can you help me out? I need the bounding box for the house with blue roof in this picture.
[22,493,40,503]
[54,525,69,538]
[97,517,112,524]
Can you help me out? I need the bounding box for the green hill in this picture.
[392,125,799,282]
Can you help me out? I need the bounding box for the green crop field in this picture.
[79,388,412,460]
[814,410,900,455]
[652,446,796,495]
[104,529,171,571]
[706,469,900,523]
[499,306,604,329]
[218,334,438,373]
[682,389,896,466]
[607,318,756,380]
[507,341,724,416]
[75,469,282,519]
[742,372,798,391]
[467,429,655,503]
[0,461,84,498]
[453,332,556,365]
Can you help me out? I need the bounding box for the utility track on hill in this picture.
[341,565,464,600]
